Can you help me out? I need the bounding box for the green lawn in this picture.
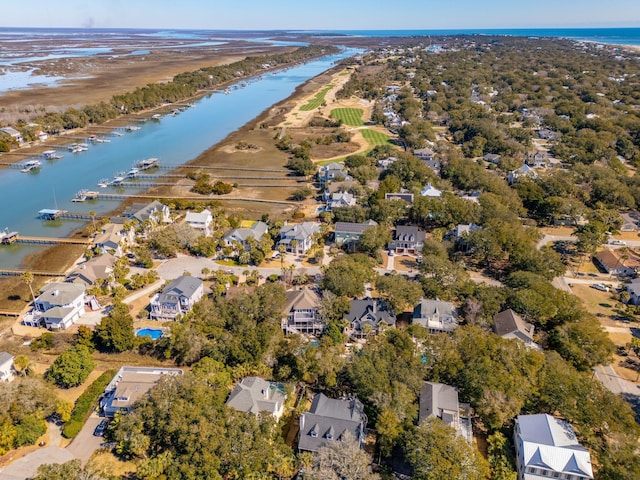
[300,85,333,111]
[330,108,364,126]
[360,129,391,147]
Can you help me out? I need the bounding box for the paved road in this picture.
[594,365,639,396]
[67,413,104,465]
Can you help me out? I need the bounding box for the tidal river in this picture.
[0,48,358,269]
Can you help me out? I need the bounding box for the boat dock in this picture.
[0,232,92,246]
[0,269,64,278]
[38,209,98,221]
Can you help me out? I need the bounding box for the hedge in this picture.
[62,370,115,439]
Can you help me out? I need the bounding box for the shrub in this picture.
[62,370,115,439]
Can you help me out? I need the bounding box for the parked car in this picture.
[591,283,610,292]
[93,419,108,437]
[608,239,627,246]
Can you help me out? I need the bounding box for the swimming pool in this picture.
[135,328,163,340]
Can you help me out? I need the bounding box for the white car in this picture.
[608,239,627,246]
[591,283,610,292]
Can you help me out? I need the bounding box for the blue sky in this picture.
[2,0,639,30]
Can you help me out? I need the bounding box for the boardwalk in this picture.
[0,269,63,277]
[10,236,92,246]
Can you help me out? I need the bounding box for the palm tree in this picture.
[21,271,34,302]
[89,210,97,234]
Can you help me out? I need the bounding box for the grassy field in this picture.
[360,128,391,148]
[300,85,333,111]
[331,108,364,126]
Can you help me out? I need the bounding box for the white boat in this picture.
[224,88,231,95]
[127,168,139,178]
[72,189,88,202]
[111,130,124,137]
[97,178,110,188]
[152,114,162,120]
[125,125,141,132]
[87,135,98,142]
[95,138,110,143]
[42,150,63,160]
[20,160,42,172]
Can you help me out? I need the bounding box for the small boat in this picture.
[42,150,63,160]
[84,191,99,199]
[111,130,124,137]
[72,189,88,202]
[20,160,42,172]
[170,109,180,116]
[152,114,162,120]
[127,168,139,178]
[224,88,231,95]
[97,178,110,188]
[135,158,159,170]
[111,176,125,185]
[125,125,140,132]
[95,138,110,143]
[87,135,98,142]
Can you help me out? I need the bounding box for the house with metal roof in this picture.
[419,382,472,443]
[277,222,321,255]
[334,220,377,246]
[298,394,367,453]
[514,414,593,480]
[149,275,204,320]
[224,221,269,250]
[226,377,287,420]
[185,209,213,237]
[412,298,458,333]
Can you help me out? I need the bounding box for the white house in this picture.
[185,209,213,237]
[420,183,442,198]
[23,282,86,330]
[224,221,269,250]
[412,299,458,333]
[277,222,321,255]
[0,352,15,382]
[0,127,24,144]
[325,191,356,211]
[508,164,538,184]
[149,275,204,321]
[514,414,593,480]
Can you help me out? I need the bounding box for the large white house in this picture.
[23,282,86,330]
[185,209,213,237]
[149,275,204,320]
[514,414,593,480]
[277,222,321,255]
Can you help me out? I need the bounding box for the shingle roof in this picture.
[226,376,287,416]
[284,288,321,313]
[158,276,203,303]
[225,221,269,243]
[493,309,535,342]
[419,381,459,424]
[346,299,396,328]
[38,282,85,305]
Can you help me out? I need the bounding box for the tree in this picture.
[358,224,391,256]
[12,354,30,376]
[93,301,135,353]
[322,254,376,297]
[46,345,95,388]
[21,271,35,302]
[404,418,489,480]
[375,275,423,313]
[307,431,380,480]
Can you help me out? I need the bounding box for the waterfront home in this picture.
[66,253,116,287]
[0,127,24,144]
[334,220,377,246]
[224,221,269,250]
[277,222,321,255]
[23,282,86,330]
[514,414,593,480]
[226,377,287,420]
[123,201,172,225]
[100,366,183,417]
[281,288,324,335]
[345,298,395,339]
[185,209,213,237]
[412,298,458,334]
[149,275,204,321]
[388,225,426,254]
[419,382,472,443]
[94,223,133,257]
[493,309,541,350]
[0,352,15,382]
[298,394,367,453]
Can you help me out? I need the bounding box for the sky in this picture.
[1,0,639,30]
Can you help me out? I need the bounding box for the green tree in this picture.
[322,254,376,297]
[93,301,135,352]
[46,345,95,388]
[404,418,489,480]
[21,271,35,302]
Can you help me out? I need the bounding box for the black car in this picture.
[93,419,108,437]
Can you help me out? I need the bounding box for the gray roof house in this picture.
[345,298,396,338]
[123,201,171,224]
[224,221,269,249]
[282,288,324,335]
[0,352,15,382]
[318,163,351,185]
[413,147,434,161]
[483,153,501,164]
[66,253,117,287]
[226,376,287,420]
[100,366,183,417]
[514,414,593,480]
[23,282,86,330]
[628,278,640,305]
[150,275,204,320]
[384,192,414,204]
[508,164,538,184]
[325,191,357,211]
[334,220,377,246]
[185,209,213,237]
[277,222,321,255]
[419,382,472,443]
[388,225,426,254]
[94,223,133,257]
[493,309,541,350]
[413,299,458,333]
[299,394,367,453]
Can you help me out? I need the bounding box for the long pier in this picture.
[13,236,92,246]
[38,210,97,221]
[93,192,297,205]
[0,269,63,277]
[157,164,289,173]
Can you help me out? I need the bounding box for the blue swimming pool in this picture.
[135,328,163,340]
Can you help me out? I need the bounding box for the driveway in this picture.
[66,413,105,464]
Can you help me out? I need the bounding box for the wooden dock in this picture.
[0,269,63,277]
[11,236,92,246]
[38,210,96,221]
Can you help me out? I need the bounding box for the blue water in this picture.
[0,48,357,268]
[295,28,640,46]
[136,328,163,340]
